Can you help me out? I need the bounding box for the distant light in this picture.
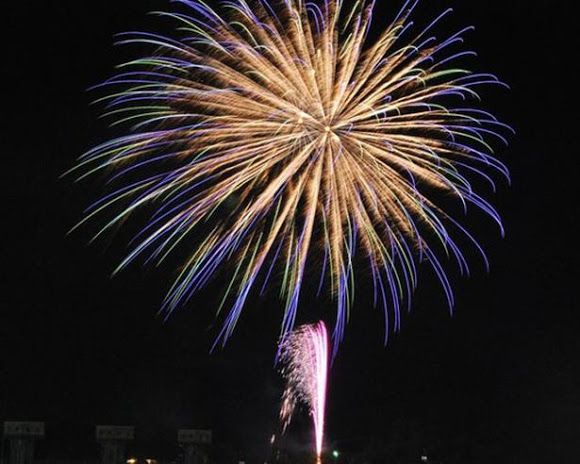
[421,456,428,462]
[332,450,340,459]
[270,434,276,444]
[127,459,137,464]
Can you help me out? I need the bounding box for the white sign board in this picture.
[3,422,45,437]
[96,425,134,441]
[178,429,212,444]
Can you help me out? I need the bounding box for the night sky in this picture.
[3,1,576,463]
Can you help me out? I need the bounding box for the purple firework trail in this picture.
[279,321,329,461]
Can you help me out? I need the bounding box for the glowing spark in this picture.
[279,321,329,460]
[69,0,511,350]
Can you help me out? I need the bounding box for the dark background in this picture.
[2,1,576,463]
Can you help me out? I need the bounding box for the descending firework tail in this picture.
[279,321,329,459]
[67,0,511,351]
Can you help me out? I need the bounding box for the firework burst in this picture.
[69,0,511,350]
[279,321,329,460]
